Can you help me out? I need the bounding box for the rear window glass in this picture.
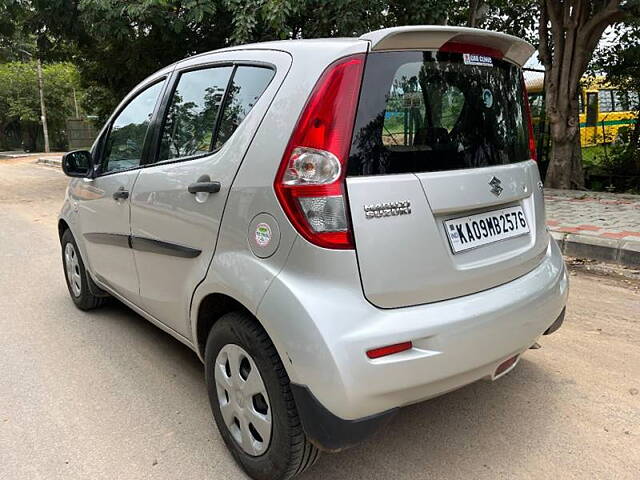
[348,51,530,176]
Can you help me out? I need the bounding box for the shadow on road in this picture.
[305,358,560,479]
[92,298,205,377]
[89,297,561,479]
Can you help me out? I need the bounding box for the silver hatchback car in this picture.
[59,26,568,479]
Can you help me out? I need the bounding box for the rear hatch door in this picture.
[346,49,548,309]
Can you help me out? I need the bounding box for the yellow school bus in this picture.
[526,75,638,147]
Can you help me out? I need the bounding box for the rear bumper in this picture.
[257,238,568,447]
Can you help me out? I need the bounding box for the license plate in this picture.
[444,206,529,253]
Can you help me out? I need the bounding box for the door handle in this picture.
[113,187,129,200]
[188,175,221,194]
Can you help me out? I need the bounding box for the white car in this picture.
[59,26,568,480]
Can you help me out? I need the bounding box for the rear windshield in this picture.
[348,51,530,176]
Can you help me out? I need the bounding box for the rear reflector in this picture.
[366,341,413,359]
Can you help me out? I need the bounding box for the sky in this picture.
[524,24,623,71]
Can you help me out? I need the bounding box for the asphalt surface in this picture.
[1,157,639,480]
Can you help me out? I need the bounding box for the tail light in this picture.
[522,77,537,162]
[274,54,365,249]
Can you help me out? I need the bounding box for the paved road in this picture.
[1,158,639,480]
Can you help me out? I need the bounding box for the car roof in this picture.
[179,37,365,64]
[177,26,535,68]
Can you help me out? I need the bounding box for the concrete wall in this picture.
[66,118,98,150]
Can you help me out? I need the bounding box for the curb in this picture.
[551,231,640,268]
[37,157,62,167]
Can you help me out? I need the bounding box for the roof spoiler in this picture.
[360,26,535,67]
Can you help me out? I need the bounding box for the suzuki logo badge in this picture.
[489,176,503,196]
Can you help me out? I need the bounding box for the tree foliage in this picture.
[20,0,473,123]
[592,19,640,183]
[538,0,640,189]
[4,0,636,189]
[3,0,550,126]
[0,61,82,149]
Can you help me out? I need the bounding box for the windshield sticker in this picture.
[255,222,272,247]
[482,89,494,108]
[463,53,493,67]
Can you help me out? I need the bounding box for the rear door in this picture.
[346,50,548,309]
[129,51,289,337]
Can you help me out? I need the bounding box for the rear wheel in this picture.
[205,312,319,480]
[61,229,106,310]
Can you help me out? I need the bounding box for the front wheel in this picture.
[61,229,106,310]
[205,312,319,480]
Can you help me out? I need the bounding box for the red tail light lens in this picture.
[522,77,537,162]
[275,54,365,249]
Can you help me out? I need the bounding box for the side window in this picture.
[612,90,637,112]
[158,67,233,161]
[586,92,598,126]
[214,66,275,150]
[598,89,613,113]
[103,81,165,173]
[578,91,584,113]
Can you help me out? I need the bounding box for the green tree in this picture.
[0,61,82,150]
[23,0,469,124]
[592,20,640,182]
[538,0,640,189]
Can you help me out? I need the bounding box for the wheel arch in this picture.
[58,218,70,241]
[192,290,301,388]
[194,292,253,360]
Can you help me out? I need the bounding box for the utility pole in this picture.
[36,58,50,153]
[72,88,80,118]
[17,47,50,153]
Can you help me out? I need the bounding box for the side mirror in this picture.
[62,150,93,178]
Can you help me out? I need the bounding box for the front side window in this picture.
[159,67,233,161]
[102,81,165,173]
[349,51,530,176]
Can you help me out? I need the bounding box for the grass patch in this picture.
[582,145,611,169]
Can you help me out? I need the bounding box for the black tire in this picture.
[61,229,106,310]
[205,312,320,480]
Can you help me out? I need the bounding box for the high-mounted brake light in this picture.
[439,41,504,59]
[522,77,537,162]
[274,54,365,249]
